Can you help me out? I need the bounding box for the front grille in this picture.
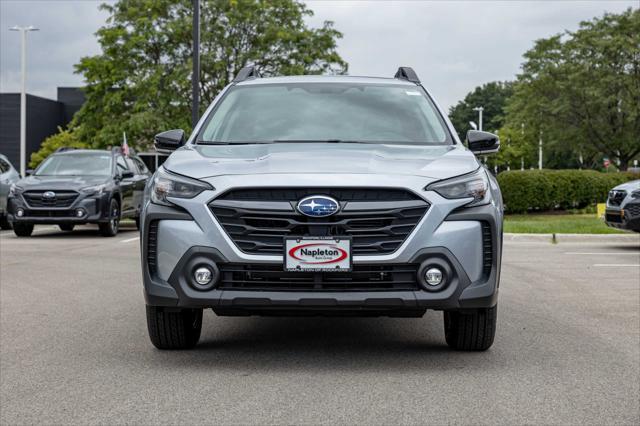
[210,188,429,255]
[147,221,159,275]
[481,222,493,277]
[608,190,627,206]
[626,203,640,218]
[25,210,74,218]
[606,212,623,223]
[23,190,78,208]
[218,263,420,291]
[221,188,420,202]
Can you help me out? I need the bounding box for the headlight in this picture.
[150,167,213,206]
[9,184,23,196]
[80,184,107,195]
[631,189,640,199]
[426,168,490,207]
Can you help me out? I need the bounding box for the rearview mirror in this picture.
[466,130,500,155]
[154,129,185,153]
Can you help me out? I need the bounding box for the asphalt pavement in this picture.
[1,225,639,425]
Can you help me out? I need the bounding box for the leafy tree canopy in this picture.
[448,81,514,140]
[70,0,347,151]
[503,8,640,170]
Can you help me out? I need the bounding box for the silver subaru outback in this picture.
[141,67,503,351]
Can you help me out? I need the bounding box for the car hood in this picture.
[612,179,640,192]
[162,143,480,180]
[17,175,110,191]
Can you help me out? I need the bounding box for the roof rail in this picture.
[394,67,420,83]
[54,147,77,153]
[233,66,261,83]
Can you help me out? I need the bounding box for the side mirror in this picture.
[25,169,34,176]
[466,130,500,155]
[154,129,185,153]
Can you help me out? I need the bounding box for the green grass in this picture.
[504,214,628,234]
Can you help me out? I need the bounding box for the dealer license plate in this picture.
[285,237,352,272]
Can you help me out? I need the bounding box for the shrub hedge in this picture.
[497,169,639,213]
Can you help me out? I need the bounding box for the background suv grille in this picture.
[210,188,429,255]
[218,264,420,291]
[23,190,78,208]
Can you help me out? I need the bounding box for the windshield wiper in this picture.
[197,139,377,145]
[271,139,375,144]
[197,141,272,145]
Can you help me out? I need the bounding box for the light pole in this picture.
[9,25,39,177]
[538,130,543,170]
[191,0,200,128]
[520,122,525,170]
[473,106,484,131]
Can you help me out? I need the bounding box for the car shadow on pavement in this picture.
[25,226,139,239]
[151,314,495,373]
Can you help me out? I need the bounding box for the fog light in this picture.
[75,208,85,218]
[16,208,24,217]
[194,267,213,286]
[425,267,443,286]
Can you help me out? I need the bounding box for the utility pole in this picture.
[191,0,200,128]
[473,106,484,131]
[538,130,543,170]
[9,25,38,177]
[520,122,525,170]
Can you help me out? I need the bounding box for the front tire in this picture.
[13,223,34,237]
[59,224,75,232]
[444,305,497,351]
[146,306,203,349]
[99,198,120,237]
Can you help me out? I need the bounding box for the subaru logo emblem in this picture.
[296,195,340,217]
[43,191,56,199]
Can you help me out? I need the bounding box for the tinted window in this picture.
[125,158,139,174]
[199,83,451,145]
[116,156,129,174]
[132,157,148,174]
[36,153,112,176]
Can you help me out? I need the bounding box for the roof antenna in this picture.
[394,67,420,83]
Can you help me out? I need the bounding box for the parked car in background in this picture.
[605,179,640,233]
[141,67,504,351]
[0,154,20,229]
[7,148,151,237]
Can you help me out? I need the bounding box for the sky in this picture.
[0,0,637,110]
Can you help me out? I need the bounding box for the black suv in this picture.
[7,148,150,237]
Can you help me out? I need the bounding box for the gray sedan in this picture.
[0,154,20,229]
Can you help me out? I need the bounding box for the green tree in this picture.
[70,0,347,150]
[448,81,514,141]
[503,8,640,170]
[29,128,88,168]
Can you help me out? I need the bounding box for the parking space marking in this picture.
[565,252,640,255]
[120,236,140,243]
[593,264,640,267]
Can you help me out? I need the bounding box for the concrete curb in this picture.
[505,233,640,243]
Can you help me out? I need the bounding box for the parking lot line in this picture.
[120,236,140,243]
[593,264,640,267]
[565,252,640,255]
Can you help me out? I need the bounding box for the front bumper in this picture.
[141,181,502,314]
[7,192,112,224]
[605,203,640,231]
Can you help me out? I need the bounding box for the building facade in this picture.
[0,87,85,169]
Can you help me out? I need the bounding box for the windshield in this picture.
[35,153,113,176]
[198,83,452,145]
